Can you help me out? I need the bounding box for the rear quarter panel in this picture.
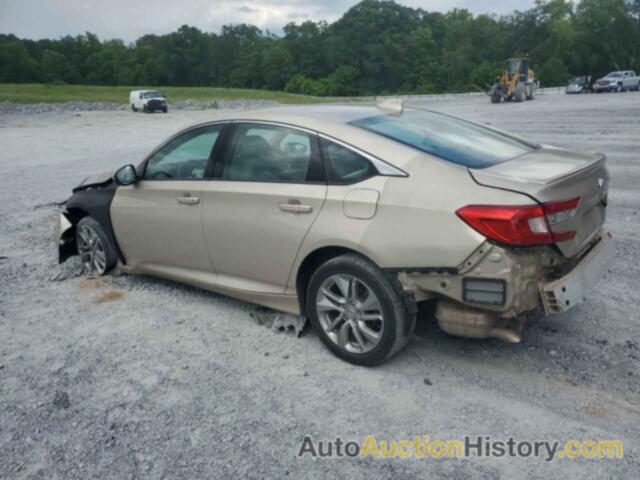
[287,152,537,292]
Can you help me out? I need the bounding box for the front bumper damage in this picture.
[397,232,614,342]
[53,212,77,263]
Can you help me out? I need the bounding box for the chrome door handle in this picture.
[278,200,313,214]
[177,195,200,205]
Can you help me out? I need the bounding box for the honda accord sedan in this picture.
[54,101,614,365]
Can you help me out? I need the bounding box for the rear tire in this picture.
[514,82,525,102]
[526,83,534,100]
[307,254,413,366]
[76,217,118,275]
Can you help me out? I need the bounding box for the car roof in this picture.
[217,104,380,127]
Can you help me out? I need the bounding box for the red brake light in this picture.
[456,197,580,246]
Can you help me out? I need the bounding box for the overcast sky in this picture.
[0,0,535,42]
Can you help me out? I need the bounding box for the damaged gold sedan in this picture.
[54,101,614,365]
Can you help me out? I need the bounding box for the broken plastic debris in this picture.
[250,308,307,337]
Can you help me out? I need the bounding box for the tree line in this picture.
[1,0,639,96]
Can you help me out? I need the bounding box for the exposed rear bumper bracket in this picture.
[540,232,614,314]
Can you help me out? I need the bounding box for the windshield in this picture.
[606,72,622,78]
[350,110,536,169]
[143,91,163,98]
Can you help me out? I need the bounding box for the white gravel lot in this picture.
[1,92,639,479]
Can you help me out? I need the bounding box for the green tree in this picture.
[0,42,39,82]
[1,0,639,95]
[538,56,570,85]
[261,43,294,90]
[41,49,79,83]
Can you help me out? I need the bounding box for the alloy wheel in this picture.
[77,224,108,274]
[315,274,384,354]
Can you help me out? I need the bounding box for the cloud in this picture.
[0,0,535,41]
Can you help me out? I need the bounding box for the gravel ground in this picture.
[1,92,639,479]
[0,99,280,115]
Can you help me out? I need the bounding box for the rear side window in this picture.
[319,138,375,184]
[350,110,536,169]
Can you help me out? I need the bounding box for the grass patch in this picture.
[0,83,326,105]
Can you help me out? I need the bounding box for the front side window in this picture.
[351,110,536,169]
[144,125,222,180]
[319,138,375,184]
[223,124,312,183]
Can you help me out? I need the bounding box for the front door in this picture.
[111,124,224,271]
[201,122,327,293]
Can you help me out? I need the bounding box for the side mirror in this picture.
[115,164,138,186]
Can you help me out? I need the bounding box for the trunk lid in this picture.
[470,147,609,257]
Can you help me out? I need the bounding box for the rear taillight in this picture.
[456,197,580,246]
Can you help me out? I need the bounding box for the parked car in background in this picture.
[53,102,613,366]
[129,90,168,113]
[565,76,592,94]
[593,71,639,92]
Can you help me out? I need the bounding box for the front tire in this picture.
[307,254,413,366]
[514,82,525,102]
[131,104,137,112]
[76,217,117,275]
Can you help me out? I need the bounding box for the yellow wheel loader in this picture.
[490,58,536,103]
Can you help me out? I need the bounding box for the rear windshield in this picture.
[350,110,536,168]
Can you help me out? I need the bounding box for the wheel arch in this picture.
[295,245,376,316]
[62,184,125,264]
[66,206,90,223]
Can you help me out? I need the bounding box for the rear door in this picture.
[111,124,224,271]
[200,122,327,293]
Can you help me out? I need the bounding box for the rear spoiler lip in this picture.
[469,150,606,187]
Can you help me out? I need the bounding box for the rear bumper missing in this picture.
[397,232,613,318]
[397,242,553,318]
[540,232,614,314]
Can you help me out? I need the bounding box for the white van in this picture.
[129,90,168,113]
